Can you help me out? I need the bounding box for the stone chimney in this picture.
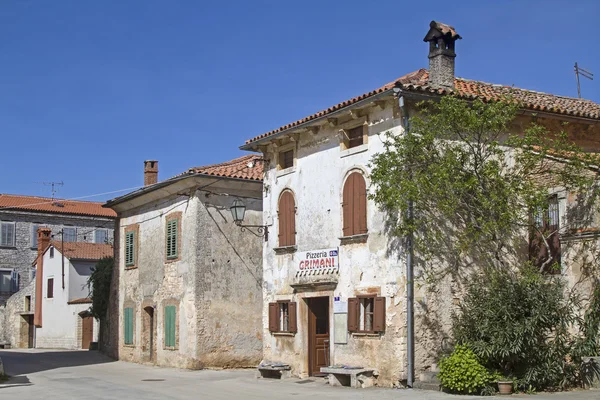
[34,227,52,328]
[144,160,159,186]
[423,21,462,89]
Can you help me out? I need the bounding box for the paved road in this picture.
[0,349,598,400]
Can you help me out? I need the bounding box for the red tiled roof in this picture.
[67,298,93,305]
[182,154,263,181]
[0,194,116,218]
[49,241,113,261]
[244,69,600,146]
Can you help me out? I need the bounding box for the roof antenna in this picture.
[574,62,593,99]
[35,181,64,201]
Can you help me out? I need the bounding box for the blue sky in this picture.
[1,0,598,202]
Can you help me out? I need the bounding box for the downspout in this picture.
[61,229,65,289]
[396,90,415,388]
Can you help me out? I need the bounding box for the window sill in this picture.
[340,144,368,158]
[351,332,382,337]
[124,266,137,270]
[276,166,296,178]
[164,346,178,351]
[123,344,135,348]
[165,257,181,264]
[339,233,368,245]
[274,245,297,255]
[273,332,295,337]
[0,246,17,250]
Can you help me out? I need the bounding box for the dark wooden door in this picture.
[307,297,330,376]
[81,316,93,349]
[27,315,34,348]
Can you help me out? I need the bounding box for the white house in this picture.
[240,21,600,387]
[34,237,112,349]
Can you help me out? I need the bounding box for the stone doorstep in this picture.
[320,367,376,389]
[256,365,292,380]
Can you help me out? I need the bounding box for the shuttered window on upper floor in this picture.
[342,172,368,237]
[529,194,561,274]
[125,231,135,267]
[278,191,296,247]
[0,221,15,247]
[166,219,178,260]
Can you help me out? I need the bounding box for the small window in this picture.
[164,305,176,347]
[278,191,296,247]
[529,195,561,274]
[47,278,54,299]
[166,219,179,260]
[348,296,386,333]
[31,224,40,248]
[124,307,134,345]
[63,227,77,242]
[25,295,31,312]
[125,231,136,267]
[49,246,54,258]
[346,126,364,149]
[0,222,16,247]
[279,149,294,170]
[0,270,11,294]
[94,229,108,244]
[268,301,297,333]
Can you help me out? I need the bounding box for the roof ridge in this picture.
[0,193,105,205]
[191,154,257,171]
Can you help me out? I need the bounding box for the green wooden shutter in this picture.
[164,305,176,347]
[125,232,135,266]
[166,219,178,259]
[124,307,133,344]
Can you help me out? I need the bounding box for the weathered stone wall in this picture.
[2,279,35,347]
[0,209,114,304]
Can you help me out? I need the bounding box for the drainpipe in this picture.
[396,90,415,388]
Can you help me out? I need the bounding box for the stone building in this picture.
[240,21,600,386]
[33,235,112,349]
[103,157,264,369]
[0,194,116,304]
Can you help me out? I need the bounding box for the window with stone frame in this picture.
[529,195,561,274]
[279,149,294,170]
[268,301,297,333]
[165,213,181,262]
[47,278,54,299]
[340,121,368,151]
[0,221,16,247]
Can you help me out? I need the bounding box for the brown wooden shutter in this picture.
[347,297,359,332]
[268,302,279,332]
[278,191,296,247]
[373,296,386,333]
[288,302,297,333]
[357,174,368,234]
[342,175,354,236]
[288,193,296,246]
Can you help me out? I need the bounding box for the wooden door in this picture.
[307,297,330,376]
[81,316,93,349]
[27,315,34,348]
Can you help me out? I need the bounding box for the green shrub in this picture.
[438,344,493,394]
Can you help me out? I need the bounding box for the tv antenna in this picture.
[35,181,64,200]
[574,62,593,99]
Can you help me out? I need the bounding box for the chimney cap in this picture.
[424,20,462,42]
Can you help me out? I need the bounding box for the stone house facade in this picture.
[240,21,600,386]
[34,239,111,349]
[0,194,116,304]
[104,157,264,369]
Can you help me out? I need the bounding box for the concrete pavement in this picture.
[0,349,598,400]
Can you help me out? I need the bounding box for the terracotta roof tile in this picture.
[0,194,116,218]
[50,241,113,261]
[243,69,599,146]
[67,298,92,305]
[182,154,263,181]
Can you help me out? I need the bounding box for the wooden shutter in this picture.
[268,302,279,332]
[124,308,133,344]
[288,302,297,333]
[373,296,386,333]
[342,175,353,237]
[125,232,135,266]
[347,297,359,332]
[357,174,368,234]
[164,305,176,347]
[278,191,296,247]
[166,219,178,259]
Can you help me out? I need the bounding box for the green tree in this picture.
[87,256,113,321]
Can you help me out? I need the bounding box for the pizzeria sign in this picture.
[297,248,339,270]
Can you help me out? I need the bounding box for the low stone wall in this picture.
[3,281,35,348]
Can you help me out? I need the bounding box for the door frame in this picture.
[80,312,94,350]
[306,296,330,376]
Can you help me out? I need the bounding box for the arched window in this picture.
[342,172,367,236]
[278,191,296,247]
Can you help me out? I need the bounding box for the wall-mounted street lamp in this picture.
[230,198,268,241]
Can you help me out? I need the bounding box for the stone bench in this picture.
[256,364,292,380]
[0,343,11,349]
[320,367,376,388]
